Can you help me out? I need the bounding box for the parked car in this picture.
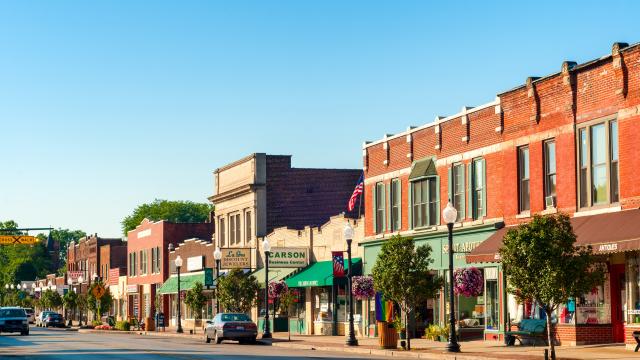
[23,308,35,324]
[43,313,65,328]
[0,307,29,335]
[36,311,56,327]
[204,313,257,344]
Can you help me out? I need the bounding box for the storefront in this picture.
[157,269,214,329]
[362,223,500,340]
[284,258,364,336]
[468,209,640,346]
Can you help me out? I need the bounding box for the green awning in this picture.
[409,157,436,179]
[285,258,362,288]
[251,268,298,288]
[157,272,207,294]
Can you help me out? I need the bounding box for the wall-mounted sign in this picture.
[598,243,618,252]
[127,284,139,293]
[269,247,309,268]
[187,256,204,272]
[220,248,251,269]
[442,241,482,254]
[67,271,83,282]
[137,229,152,239]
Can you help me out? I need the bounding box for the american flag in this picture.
[332,251,345,277]
[347,172,364,212]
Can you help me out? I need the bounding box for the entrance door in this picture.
[610,264,625,343]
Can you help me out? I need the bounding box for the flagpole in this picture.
[357,172,364,222]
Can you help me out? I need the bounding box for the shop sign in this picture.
[67,271,83,282]
[220,248,251,269]
[598,243,618,252]
[187,256,204,271]
[442,241,482,254]
[269,247,309,268]
[296,280,319,287]
[127,284,139,293]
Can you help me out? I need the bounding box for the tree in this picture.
[121,199,213,235]
[87,282,113,320]
[40,289,63,311]
[0,220,52,285]
[278,289,297,341]
[499,214,604,359]
[77,294,88,325]
[217,269,260,313]
[184,282,208,332]
[63,290,78,326]
[372,235,442,350]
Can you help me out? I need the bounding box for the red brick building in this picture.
[67,234,125,286]
[362,42,640,346]
[125,219,214,322]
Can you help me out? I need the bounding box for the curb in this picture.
[78,329,205,340]
[271,341,549,360]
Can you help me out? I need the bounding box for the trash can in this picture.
[145,317,155,331]
[377,321,398,349]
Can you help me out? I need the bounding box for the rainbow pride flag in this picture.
[375,292,393,322]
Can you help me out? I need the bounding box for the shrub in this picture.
[115,320,130,331]
[92,320,102,327]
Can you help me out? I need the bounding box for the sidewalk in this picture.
[267,332,635,360]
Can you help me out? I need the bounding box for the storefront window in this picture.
[313,287,333,321]
[485,270,499,330]
[626,254,640,324]
[575,280,610,324]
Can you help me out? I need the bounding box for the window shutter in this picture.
[408,182,413,230]
[460,166,466,220]
[467,163,473,219]
[447,167,453,203]
[398,180,402,231]
[436,176,441,225]
[381,184,386,232]
[482,159,487,217]
[386,183,391,231]
[372,185,377,233]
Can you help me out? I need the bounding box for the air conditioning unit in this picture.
[545,195,556,208]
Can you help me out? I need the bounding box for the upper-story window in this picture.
[390,179,401,232]
[129,252,137,277]
[518,146,530,213]
[229,213,241,245]
[471,158,486,220]
[451,163,465,222]
[245,211,252,242]
[544,140,557,208]
[374,182,385,234]
[139,250,147,275]
[219,218,226,247]
[411,177,438,228]
[578,117,619,208]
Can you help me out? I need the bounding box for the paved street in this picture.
[0,326,403,359]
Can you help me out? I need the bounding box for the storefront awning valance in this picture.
[157,272,207,295]
[467,209,640,263]
[285,258,362,288]
[251,267,298,288]
[409,157,436,180]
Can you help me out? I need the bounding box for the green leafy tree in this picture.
[217,269,260,313]
[63,290,78,325]
[121,199,213,235]
[77,294,88,325]
[40,289,63,311]
[0,220,52,285]
[184,282,208,332]
[277,289,297,341]
[372,235,442,350]
[499,214,605,358]
[87,282,113,320]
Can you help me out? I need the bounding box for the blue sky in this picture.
[1,1,638,237]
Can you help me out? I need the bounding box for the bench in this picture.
[505,319,547,346]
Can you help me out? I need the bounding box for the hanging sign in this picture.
[268,247,309,268]
[0,235,38,245]
[332,251,345,278]
[220,248,251,269]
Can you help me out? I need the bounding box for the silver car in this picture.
[204,313,258,344]
[23,308,35,324]
[36,311,56,327]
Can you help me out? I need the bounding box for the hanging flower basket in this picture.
[268,280,288,299]
[454,267,484,297]
[352,276,375,300]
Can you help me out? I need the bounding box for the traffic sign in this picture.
[0,235,38,245]
[92,284,106,299]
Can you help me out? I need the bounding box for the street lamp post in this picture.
[92,272,99,321]
[261,238,272,339]
[213,247,222,314]
[175,255,184,334]
[343,221,358,346]
[442,201,460,353]
[78,275,84,326]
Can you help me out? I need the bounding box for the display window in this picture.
[555,271,611,325]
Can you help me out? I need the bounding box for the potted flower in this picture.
[352,276,375,300]
[392,315,406,339]
[454,267,484,297]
